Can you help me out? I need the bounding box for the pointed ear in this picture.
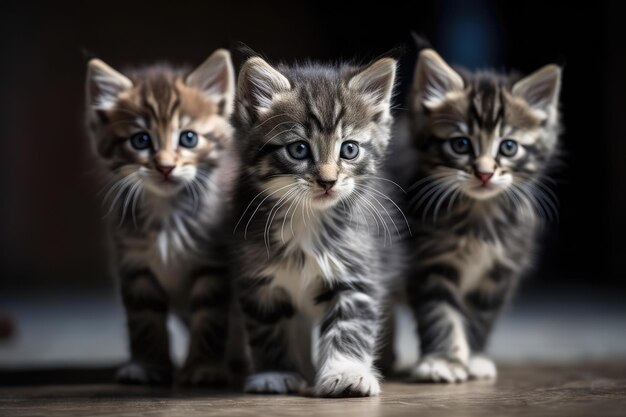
[413,49,464,109]
[186,49,235,117]
[348,58,397,106]
[237,57,291,120]
[512,64,561,113]
[86,59,133,111]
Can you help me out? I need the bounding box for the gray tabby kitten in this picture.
[86,50,238,386]
[231,56,402,397]
[397,49,561,382]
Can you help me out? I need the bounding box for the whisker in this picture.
[264,188,299,253]
[242,183,299,240]
[432,183,459,221]
[355,183,411,236]
[357,175,407,193]
[282,190,303,243]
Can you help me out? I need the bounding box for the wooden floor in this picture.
[1,363,625,417]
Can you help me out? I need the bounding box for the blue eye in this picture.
[450,137,472,154]
[340,141,359,160]
[130,132,152,150]
[286,141,310,160]
[179,130,198,148]
[499,139,518,157]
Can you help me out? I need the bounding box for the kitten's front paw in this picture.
[244,372,307,394]
[178,363,230,387]
[411,355,468,383]
[315,363,381,397]
[116,362,172,386]
[468,355,497,380]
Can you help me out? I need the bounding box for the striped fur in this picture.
[85,50,240,386]
[393,49,562,383]
[231,56,406,397]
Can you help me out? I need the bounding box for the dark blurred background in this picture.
[0,0,624,370]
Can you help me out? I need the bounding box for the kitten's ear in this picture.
[186,49,235,117]
[348,58,397,106]
[86,59,132,111]
[512,64,561,113]
[237,57,291,120]
[412,49,464,109]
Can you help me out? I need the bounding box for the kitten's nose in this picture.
[157,165,175,178]
[475,171,494,185]
[317,179,337,191]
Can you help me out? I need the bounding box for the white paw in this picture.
[116,362,172,385]
[244,372,307,394]
[315,362,381,397]
[411,355,468,383]
[468,355,497,380]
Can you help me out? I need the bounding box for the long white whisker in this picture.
[264,188,299,253]
[356,183,411,236]
[234,183,294,234]
[242,183,299,240]
[282,190,303,243]
[120,180,141,226]
[354,185,400,237]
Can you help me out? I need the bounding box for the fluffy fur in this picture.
[231,56,406,397]
[85,49,239,386]
[391,48,562,383]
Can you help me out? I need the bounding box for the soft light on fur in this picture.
[393,48,562,383]
[231,56,406,397]
[86,50,240,386]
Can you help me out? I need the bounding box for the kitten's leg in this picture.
[315,282,381,397]
[464,268,516,380]
[117,269,173,385]
[375,306,396,376]
[179,269,231,386]
[238,277,307,394]
[409,270,470,383]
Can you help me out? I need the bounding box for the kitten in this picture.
[231,56,404,397]
[397,49,561,382]
[85,49,238,386]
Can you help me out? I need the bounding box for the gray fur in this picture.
[392,49,562,383]
[231,56,406,397]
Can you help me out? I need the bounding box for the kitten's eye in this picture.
[179,130,199,148]
[340,141,359,160]
[450,137,472,154]
[130,132,152,150]
[286,141,310,160]
[499,139,518,157]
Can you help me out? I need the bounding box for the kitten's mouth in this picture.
[472,182,494,191]
[160,177,178,185]
[315,190,336,200]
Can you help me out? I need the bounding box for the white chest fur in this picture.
[119,203,206,307]
[260,211,343,320]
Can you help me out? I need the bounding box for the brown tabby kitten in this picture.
[393,48,561,383]
[85,50,238,385]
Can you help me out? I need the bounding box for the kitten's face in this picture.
[411,50,561,202]
[235,58,396,210]
[86,50,235,198]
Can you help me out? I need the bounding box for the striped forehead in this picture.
[299,88,346,161]
[468,77,505,135]
[138,77,181,130]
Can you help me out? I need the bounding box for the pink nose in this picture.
[476,171,493,185]
[157,165,174,178]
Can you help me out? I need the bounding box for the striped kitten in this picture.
[399,49,561,382]
[86,50,238,386]
[232,56,402,397]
